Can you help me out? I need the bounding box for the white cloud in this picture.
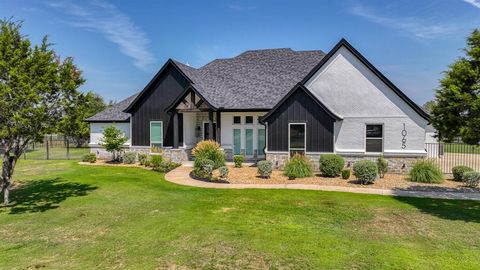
[348,4,455,39]
[464,0,480,9]
[47,0,156,71]
[228,4,256,11]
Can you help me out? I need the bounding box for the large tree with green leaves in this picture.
[431,29,480,144]
[58,91,106,147]
[0,19,83,204]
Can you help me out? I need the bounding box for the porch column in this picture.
[208,110,214,140]
[173,111,179,148]
[216,111,221,145]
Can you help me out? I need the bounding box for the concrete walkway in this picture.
[165,166,480,201]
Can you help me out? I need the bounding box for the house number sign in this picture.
[401,123,407,149]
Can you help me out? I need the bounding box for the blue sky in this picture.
[2,0,480,105]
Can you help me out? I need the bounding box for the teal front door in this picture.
[233,129,241,155]
[245,129,253,156]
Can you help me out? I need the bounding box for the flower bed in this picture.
[211,165,479,193]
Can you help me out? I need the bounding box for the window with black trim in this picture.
[233,116,241,124]
[366,124,383,153]
[245,116,253,124]
[289,123,306,157]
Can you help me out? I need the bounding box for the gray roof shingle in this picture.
[174,48,326,109]
[88,48,326,121]
[85,93,138,122]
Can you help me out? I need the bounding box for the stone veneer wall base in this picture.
[266,152,425,174]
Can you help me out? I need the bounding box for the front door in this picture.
[203,122,217,141]
[245,129,253,157]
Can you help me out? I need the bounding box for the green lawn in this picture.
[0,161,479,269]
[444,143,480,154]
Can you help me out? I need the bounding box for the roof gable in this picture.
[124,59,193,113]
[302,39,429,120]
[261,84,342,123]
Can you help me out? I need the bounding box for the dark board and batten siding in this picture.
[265,89,335,152]
[130,65,188,146]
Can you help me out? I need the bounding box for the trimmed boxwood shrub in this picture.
[138,153,148,166]
[353,160,378,184]
[82,153,96,163]
[284,154,312,180]
[219,166,229,179]
[319,154,345,177]
[409,160,443,183]
[123,152,136,164]
[464,171,480,188]
[257,160,273,178]
[192,140,225,169]
[377,155,388,178]
[452,165,474,182]
[341,169,351,180]
[233,155,245,168]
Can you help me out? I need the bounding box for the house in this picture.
[86,39,430,172]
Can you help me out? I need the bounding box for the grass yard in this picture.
[0,161,479,269]
[444,143,480,154]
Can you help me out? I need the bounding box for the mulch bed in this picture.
[212,165,480,193]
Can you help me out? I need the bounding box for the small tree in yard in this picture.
[100,125,128,161]
[0,19,83,205]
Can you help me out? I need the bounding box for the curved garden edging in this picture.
[165,166,480,201]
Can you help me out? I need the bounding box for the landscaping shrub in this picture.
[82,153,96,163]
[341,169,351,180]
[167,162,181,171]
[257,160,273,178]
[319,154,345,177]
[377,155,388,178]
[452,165,474,182]
[123,152,136,164]
[201,159,215,177]
[463,171,480,188]
[219,166,229,179]
[409,160,443,183]
[192,140,225,169]
[150,155,163,170]
[284,154,312,180]
[233,155,245,168]
[138,153,148,166]
[353,160,378,184]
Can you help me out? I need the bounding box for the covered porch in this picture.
[168,89,267,161]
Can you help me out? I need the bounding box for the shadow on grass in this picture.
[394,195,480,223]
[4,178,97,214]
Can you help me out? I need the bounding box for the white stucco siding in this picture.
[220,112,266,152]
[89,122,131,146]
[335,117,426,155]
[305,46,428,155]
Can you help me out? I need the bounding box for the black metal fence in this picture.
[425,143,480,173]
[22,135,90,160]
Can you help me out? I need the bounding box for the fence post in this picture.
[46,136,49,160]
[66,139,70,160]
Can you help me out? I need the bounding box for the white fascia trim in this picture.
[335,149,364,153]
[342,115,407,119]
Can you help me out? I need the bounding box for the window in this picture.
[233,116,241,124]
[366,124,383,153]
[245,116,253,124]
[150,121,163,148]
[289,123,306,156]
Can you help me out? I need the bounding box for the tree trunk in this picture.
[1,155,16,205]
